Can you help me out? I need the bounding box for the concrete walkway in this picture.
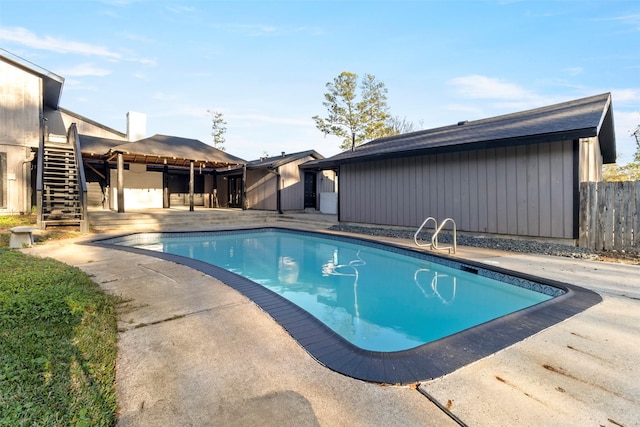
[23,224,640,426]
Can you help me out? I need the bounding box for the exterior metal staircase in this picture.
[36,122,88,231]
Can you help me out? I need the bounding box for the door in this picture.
[228,176,242,208]
[303,172,317,209]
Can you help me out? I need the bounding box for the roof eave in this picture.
[311,129,598,169]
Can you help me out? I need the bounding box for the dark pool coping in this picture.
[88,227,602,384]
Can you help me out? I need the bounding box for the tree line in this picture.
[208,72,639,179]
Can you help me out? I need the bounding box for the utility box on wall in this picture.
[320,192,337,214]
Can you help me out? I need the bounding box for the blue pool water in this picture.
[120,229,553,352]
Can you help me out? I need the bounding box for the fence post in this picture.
[634,182,640,250]
[579,182,589,247]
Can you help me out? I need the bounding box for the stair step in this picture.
[44,147,74,153]
[44,163,76,167]
[44,155,74,161]
[42,165,77,174]
[43,188,79,192]
[44,148,75,157]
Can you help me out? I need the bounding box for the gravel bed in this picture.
[329,224,601,260]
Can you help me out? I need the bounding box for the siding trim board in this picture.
[573,139,581,239]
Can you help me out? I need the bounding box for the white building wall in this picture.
[109,163,163,210]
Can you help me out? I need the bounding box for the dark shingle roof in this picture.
[79,134,127,155]
[248,150,323,169]
[79,134,245,168]
[217,150,324,174]
[306,93,616,169]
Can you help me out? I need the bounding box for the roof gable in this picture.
[79,134,246,168]
[247,150,324,169]
[1,49,64,109]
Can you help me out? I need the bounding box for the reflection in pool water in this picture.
[124,230,552,352]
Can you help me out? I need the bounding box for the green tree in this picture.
[603,119,640,182]
[313,72,391,151]
[632,122,640,162]
[207,110,227,151]
[603,162,640,182]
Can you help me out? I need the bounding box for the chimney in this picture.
[281,151,285,157]
[127,111,147,141]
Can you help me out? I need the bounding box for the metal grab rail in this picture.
[414,216,437,247]
[432,217,457,254]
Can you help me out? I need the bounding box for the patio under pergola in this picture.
[80,134,246,212]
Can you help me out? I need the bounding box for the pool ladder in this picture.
[414,217,457,254]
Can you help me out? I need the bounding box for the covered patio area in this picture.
[80,134,246,213]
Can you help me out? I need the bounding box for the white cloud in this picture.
[0,27,155,65]
[221,23,277,36]
[210,22,323,38]
[611,88,640,103]
[605,13,640,31]
[57,63,111,77]
[0,27,122,59]
[152,91,178,101]
[447,75,538,100]
[226,113,312,127]
[562,67,583,76]
[118,31,155,43]
[165,5,196,14]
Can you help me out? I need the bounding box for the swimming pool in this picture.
[95,227,601,383]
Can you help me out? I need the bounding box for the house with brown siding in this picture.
[218,150,335,212]
[303,93,616,243]
[0,51,127,216]
[1,50,244,223]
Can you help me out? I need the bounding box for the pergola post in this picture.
[189,160,194,212]
[242,164,247,210]
[117,152,125,213]
[163,164,170,208]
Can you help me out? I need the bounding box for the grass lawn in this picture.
[0,214,83,249]
[0,248,119,426]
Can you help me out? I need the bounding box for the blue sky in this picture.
[1,0,639,163]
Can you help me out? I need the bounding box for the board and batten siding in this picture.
[246,169,277,210]
[340,140,575,239]
[578,137,603,183]
[60,110,127,140]
[0,59,41,147]
[280,156,310,211]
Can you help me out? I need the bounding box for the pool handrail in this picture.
[431,218,457,254]
[414,216,438,248]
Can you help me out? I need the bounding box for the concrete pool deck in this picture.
[22,220,640,426]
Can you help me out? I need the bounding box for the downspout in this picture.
[117,152,125,213]
[335,166,341,222]
[189,160,194,212]
[267,168,282,214]
[242,164,248,210]
[17,149,36,214]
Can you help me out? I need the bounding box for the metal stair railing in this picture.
[35,118,46,229]
[68,123,89,232]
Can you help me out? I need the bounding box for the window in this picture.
[0,152,6,209]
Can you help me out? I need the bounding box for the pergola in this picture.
[80,134,246,212]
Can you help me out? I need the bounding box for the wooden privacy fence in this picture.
[579,181,640,251]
